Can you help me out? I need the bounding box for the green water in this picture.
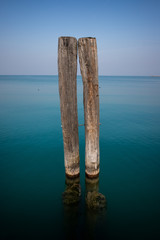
[0,75,160,239]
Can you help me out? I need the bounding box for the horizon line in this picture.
[0,74,160,77]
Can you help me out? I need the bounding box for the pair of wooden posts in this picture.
[58,36,100,179]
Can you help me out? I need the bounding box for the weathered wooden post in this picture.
[58,37,80,178]
[78,37,100,178]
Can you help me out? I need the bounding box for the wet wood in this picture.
[78,37,100,178]
[58,36,80,178]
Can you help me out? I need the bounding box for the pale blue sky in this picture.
[0,0,160,75]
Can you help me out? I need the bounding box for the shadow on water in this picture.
[62,175,107,240]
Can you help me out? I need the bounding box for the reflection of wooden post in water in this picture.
[58,37,80,178]
[85,176,106,211]
[85,176,99,193]
[63,175,81,205]
[78,37,100,178]
[62,176,81,239]
[85,176,107,239]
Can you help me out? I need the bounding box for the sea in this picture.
[0,75,160,239]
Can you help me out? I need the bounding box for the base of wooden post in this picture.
[65,156,80,178]
[65,175,80,185]
[65,171,80,179]
[85,170,99,179]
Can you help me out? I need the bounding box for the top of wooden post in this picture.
[79,37,96,40]
[58,36,77,41]
[58,37,77,51]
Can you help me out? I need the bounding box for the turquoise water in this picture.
[0,75,160,239]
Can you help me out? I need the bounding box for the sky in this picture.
[0,0,160,76]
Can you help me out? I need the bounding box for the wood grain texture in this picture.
[78,37,100,178]
[58,37,79,177]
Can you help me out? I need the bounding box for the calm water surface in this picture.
[0,75,160,239]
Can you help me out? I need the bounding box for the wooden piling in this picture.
[78,37,100,178]
[58,37,80,178]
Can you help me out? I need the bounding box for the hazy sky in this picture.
[0,0,160,75]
